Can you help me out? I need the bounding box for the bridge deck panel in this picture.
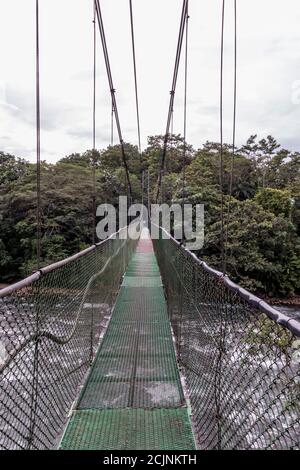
[60,408,195,450]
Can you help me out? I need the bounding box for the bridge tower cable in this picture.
[111,100,114,146]
[94,0,133,200]
[224,0,237,273]
[182,1,189,222]
[215,2,231,451]
[129,0,142,163]
[219,0,225,274]
[162,108,174,203]
[147,169,151,219]
[92,0,97,245]
[141,169,144,220]
[28,0,42,450]
[36,0,41,269]
[155,0,189,203]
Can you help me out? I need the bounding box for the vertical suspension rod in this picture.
[36,0,41,269]
[155,0,189,203]
[94,0,133,199]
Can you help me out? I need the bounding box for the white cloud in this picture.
[0,0,300,163]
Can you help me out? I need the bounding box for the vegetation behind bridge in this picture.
[1,133,300,298]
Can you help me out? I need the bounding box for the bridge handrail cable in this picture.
[154,224,300,338]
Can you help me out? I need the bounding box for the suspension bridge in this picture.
[0,0,300,451]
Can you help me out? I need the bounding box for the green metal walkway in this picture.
[60,233,195,450]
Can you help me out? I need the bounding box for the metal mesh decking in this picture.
[60,409,195,450]
[60,231,195,450]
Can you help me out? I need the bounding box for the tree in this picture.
[255,188,292,218]
[0,152,30,186]
[2,133,300,299]
[186,143,257,200]
[256,135,281,188]
[202,199,300,296]
[142,134,194,177]
[100,143,141,177]
[239,134,259,159]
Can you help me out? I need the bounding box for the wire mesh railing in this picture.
[0,227,138,450]
[153,226,300,450]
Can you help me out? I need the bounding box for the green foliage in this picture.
[0,152,30,186]
[200,198,300,296]
[186,143,257,200]
[143,134,194,177]
[255,188,292,217]
[1,133,300,299]
[246,316,291,354]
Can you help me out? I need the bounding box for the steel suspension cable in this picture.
[111,100,114,146]
[182,2,189,211]
[94,0,132,199]
[92,1,97,244]
[36,0,41,269]
[220,0,225,273]
[141,169,144,219]
[129,0,142,161]
[161,109,174,203]
[28,0,41,449]
[155,0,188,203]
[224,0,237,273]
[215,2,227,448]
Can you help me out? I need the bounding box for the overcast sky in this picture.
[1,0,300,163]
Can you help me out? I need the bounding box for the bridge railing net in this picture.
[153,231,300,450]
[0,228,138,450]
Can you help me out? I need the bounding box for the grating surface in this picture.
[61,233,195,450]
[122,277,162,287]
[60,408,195,450]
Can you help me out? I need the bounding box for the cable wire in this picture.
[215,6,227,449]
[155,0,189,203]
[92,0,97,244]
[224,0,237,273]
[36,0,41,269]
[111,99,114,146]
[220,0,225,273]
[129,0,142,160]
[28,1,41,449]
[94,0,132,198]
[182,2,189,212]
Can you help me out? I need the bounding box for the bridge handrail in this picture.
[153,223,300,450]
[0,225,129,298]
[0,224,138,450]
[155,224,300,337]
